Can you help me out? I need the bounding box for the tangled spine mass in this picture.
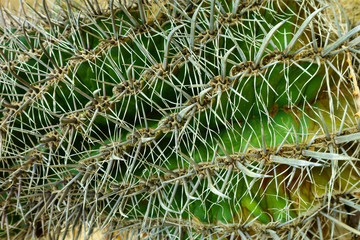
[1,0,360,239]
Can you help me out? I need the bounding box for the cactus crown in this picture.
[1,0,360,239]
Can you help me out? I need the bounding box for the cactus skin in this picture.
[1,0,360,239]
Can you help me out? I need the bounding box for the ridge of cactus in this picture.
[1,0,360,239]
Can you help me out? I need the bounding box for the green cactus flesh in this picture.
[1,0,360,239]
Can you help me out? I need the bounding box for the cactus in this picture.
[1,0,360,239]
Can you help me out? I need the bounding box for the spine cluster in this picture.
[0,0,360,239]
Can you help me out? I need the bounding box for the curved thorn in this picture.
[190,1,204,49]
[334,132,360,144]
[284,6,328,56]
[199,87,213,105]
[328,35,360,56]
[176,103,197,122]
[221,46,236,79]
[157,190,181,214]
[205,169,230,199]
[235,160,271,178]
[182,178,200,200]
[322,25,360,56]
[302,150,358,161]
[254,19,287,67]
[256,19,279,52]
[163,24,185,70]
[270,155,326,167]
[126,62,135,87]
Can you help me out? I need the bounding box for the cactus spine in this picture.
[1,0,360,239]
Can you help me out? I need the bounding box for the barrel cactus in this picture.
[1,0,360,239]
